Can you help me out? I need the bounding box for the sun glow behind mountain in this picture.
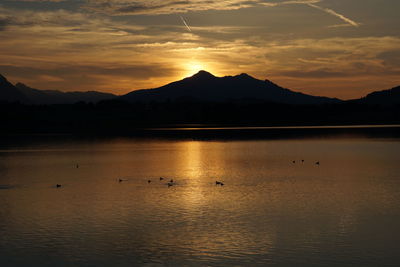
[184,62,208,78]
[0,1,399,99]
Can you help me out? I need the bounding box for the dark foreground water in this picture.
[0,127,400,266]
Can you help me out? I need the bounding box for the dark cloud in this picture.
[0,11,86,29]
[0,17,12,31]
[1,1,400,99]
[116,1,190,14]
[83,0,263,15]
[378,50,400,68]
[279,68,354,78]
[0,64,179,92]
[279,67,400,79]
[0,64,178,79]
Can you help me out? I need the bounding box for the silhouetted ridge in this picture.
[14,82,116,104]
[0,73,117,104]
[2,71,399,107]
[359,86,400,105]
[264,79,280,87]
[0,74,28,103]
[237,73,254,79]
[0,74,8,83]
[120,71,340,104]
[1,72,400,133]
[191,70,216,79]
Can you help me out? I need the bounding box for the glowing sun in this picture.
[185,62,206,77]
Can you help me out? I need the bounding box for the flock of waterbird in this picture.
[54,159,320,188]
[119,176,224,188]
[292,159,320,165]
[144,177,176,187]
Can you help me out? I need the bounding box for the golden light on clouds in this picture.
[0,1,399,99]
[183,62,207,77]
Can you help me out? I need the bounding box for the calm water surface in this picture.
[0,130,400,266]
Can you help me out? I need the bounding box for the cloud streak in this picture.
[307,3,360,27]
[180,16,191,32]
[82,0,360,29]
[84,0,258,15]
[259,1,360,27]
[1,1,398,99]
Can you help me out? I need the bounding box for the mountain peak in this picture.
[238,73,251,77]
[191,70,216,79]
[236,73,256,80]
[121,70,340,104]
[15,82,28,88]
[0,73,9,83]
[0,73,29,103]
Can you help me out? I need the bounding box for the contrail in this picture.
[307,3,360,27]
[260,1,360,28]
[180,16,192,32]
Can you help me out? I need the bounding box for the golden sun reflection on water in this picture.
[179,141,208,207]
[176,141,276,257]
[182,141,203,179]
[1,137,400,266]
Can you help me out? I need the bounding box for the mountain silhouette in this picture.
[0,74,29,103]
[120,70,341,104]
[1,71,400,105]
[357,86,400,105]
[15,83,116,104]
[1,72,400,132]
[0,73,116,104]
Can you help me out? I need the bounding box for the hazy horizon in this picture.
[3,69,398,101]
[1,0,399,99]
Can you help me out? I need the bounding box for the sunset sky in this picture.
[1,0,399,99]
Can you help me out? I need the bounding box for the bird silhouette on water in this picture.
[56,184,62,188]
[315,161,320,165]
[160,177,164,181]
[216,181,224,186]
[148,180,151,184]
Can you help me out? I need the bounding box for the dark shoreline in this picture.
[1,125,400,143]
[2,100,400,135]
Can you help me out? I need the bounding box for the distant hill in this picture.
[357,86,400,105]
[2,71,400,106]
[0,74,29,103]
[1,72,400,132]
[0,73,116,104]
[120,71,341,105]
[15,83,116,104]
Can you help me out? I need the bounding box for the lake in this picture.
[0,127,400,266]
